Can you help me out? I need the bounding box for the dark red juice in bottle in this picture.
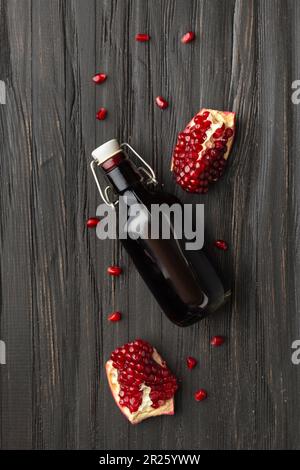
[91,140,230,327]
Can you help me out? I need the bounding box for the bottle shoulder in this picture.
[129,184,181,206]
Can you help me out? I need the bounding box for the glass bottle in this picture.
[90,139,230,326]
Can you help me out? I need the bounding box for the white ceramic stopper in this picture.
[91,139,121,164]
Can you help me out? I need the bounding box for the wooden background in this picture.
[0,0,300,450]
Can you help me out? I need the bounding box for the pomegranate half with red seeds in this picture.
[106,339,178,424]
[171,108,236,193]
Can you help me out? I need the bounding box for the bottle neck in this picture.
[101,151,143,194]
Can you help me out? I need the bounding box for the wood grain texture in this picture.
[0,0,300,450]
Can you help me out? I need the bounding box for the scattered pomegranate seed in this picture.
[108,311,122,322]
[155,96,169,109]
[210,335,225,347]
[194,389,207,401]
[92,73,107,84]
[86,217,100,228]
[107,265,122,276]
[186,356,197,369]
[96,108,107,120]
[214,239,228,251]
[181,31,195,44]
[135,33,150,42]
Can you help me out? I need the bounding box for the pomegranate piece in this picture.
[155,96,169,109]
[86,217,100,228]
[181,31,195,43]
[92,73,107,84]
[171,108,236,193]
[194,389,207,401]
[214,239,228,251]
[107,265,122,276]
[210,335,225,347]
[108,311,122,322]
[96,108,107,120]
[135,33,150,42]
[186,356,197,369]
[106,339,178,424]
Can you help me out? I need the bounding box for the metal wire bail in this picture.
[120,142,158,186]
[90,160,117,208]
[90,142,158,207]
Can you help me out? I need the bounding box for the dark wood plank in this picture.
[65,0,99,450]
[1,0,300,450]
[0,0,33,450]
[30,0,67,449]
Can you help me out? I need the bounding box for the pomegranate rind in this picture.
[106,348,175,424]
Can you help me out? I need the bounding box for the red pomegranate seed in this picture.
[210,335,225,347]
[108,311,122,322]
[213,125,225,139]
[92,73,107,84]
[155,96,169,109]
[86,217,100,228]
[107,265,122,276]
[135,33,150,42]
[224,127,234,138]
[214,239,228,251]
[194,389,207,401]
[186,356,197,369]
[181,31,195,44]
[96,108,107,120]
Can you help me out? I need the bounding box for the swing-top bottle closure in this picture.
[90,139,158,207]
[91,139,123,164]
